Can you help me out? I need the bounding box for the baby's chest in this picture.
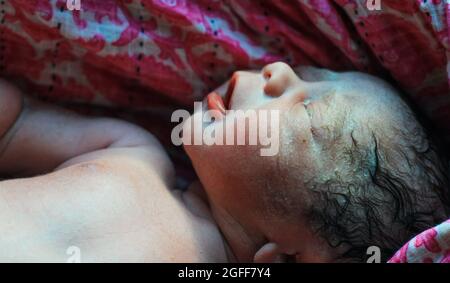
[139,191,227,262]
[64,183,225,262]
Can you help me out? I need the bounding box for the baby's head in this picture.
[183,62,450,262]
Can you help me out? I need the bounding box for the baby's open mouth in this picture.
[206,75,236,115]
[206,92,227,115]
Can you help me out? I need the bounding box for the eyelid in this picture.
[303,99,313,120]
[303,100,320,139]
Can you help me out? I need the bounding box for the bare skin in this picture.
[0,62,416,263]
[0,80,229,263]
[184,62,417,262]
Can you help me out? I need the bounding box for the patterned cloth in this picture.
[389,220,450,263]
[0,0,449,262]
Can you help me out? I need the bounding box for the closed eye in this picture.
[303,100,320,138]
[303,99,313,120]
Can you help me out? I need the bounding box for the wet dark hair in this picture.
[306,110,450,262]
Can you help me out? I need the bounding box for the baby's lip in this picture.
[224,75,237,109]
[206,91,226,115]
[203,73,237,116]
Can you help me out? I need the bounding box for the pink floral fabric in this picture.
[0,1,449,138]
[0,0,450,262]
[389,220,450,263]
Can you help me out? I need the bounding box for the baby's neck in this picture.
[185,182,267,262]
[179,185,236,262]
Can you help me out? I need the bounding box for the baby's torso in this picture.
[0,156,227,263]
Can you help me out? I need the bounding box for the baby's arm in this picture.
[0,80,170,179]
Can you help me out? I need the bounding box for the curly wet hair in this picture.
[306,111,450,262]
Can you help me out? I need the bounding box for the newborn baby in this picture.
[183,62,450,262]
[0,62,448,262]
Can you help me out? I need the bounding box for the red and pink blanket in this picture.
[0,0,449,262]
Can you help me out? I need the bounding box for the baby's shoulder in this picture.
[57,131,176,189]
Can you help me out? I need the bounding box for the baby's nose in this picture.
[263,62,299,97]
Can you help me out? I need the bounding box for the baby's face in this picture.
[183,62,410,261]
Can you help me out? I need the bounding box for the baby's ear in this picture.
[253,243,286,263]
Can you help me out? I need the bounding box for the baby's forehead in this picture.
[325,82,407,129]
[286,93,384,158]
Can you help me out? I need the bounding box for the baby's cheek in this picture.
[281,134,334,189]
